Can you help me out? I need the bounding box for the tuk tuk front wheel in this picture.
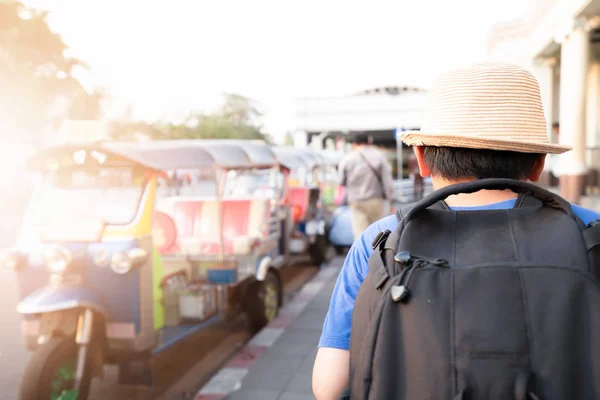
[246,271,281,332]
[309,234,329,266]
[20,337,92,400]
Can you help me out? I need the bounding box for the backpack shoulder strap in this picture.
[368,201,448,290]
[583,219,600,279]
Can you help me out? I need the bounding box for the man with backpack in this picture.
[338,131,395,239]
[312,63,600,400]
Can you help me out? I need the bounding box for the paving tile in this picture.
[278,392,316,400]
[284,372,313,393]
[267,329,320,358]
[268,313,296,329]
[239,352,304,391]
[275,329,320,348]
[287,309,329,332]
[299,348,318,373]
[248,327,285,347]
[268,342,317,357]
[297,281,325,298]
[225,345,267,368]
[227,389,280,400]
[280,300,310,316]
[195,395,226,400]
[198,368,247,395]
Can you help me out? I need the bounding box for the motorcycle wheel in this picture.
[246,271,281,332]
[309,234,329,266]
[20,337,92,400]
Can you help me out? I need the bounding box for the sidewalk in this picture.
[195,257,343,400]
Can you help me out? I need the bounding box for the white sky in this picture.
[23,0,532,141]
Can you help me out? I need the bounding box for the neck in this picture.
[431,176,519,207]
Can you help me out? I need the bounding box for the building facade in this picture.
[488,0,600,203]
[292,86,428,178]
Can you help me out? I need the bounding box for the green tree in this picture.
[0,1,100,143]
[113,93,269,142]
[189,93,266,140]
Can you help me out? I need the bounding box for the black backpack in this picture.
[345,178,600,400]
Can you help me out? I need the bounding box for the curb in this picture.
[194,263,341,399]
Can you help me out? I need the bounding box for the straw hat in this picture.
[400,63,571,154]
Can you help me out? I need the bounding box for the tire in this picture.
[246,271,281,332]
[334,245,347,256]
[20,337,92,400]
[309,234,329,266]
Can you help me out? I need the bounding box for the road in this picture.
[0,191,321,399]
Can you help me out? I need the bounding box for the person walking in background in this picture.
[338,131,395,239]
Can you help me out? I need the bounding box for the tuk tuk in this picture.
[6,139,290,399]
[316,150,344,208]
[272,146,329,265]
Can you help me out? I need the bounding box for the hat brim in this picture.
[400,132,571,155]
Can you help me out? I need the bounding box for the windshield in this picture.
[27,167,147,226]
[288,166,314,187]
[156,167,218,198]
[223,168,281,199]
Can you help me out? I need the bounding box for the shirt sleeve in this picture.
[317,213,399,350]
[571,204,600,225]
[318,235,370,350]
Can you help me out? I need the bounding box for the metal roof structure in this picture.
[27,140,280,172]
[272,146,327,170]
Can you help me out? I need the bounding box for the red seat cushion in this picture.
[159,198,269,256]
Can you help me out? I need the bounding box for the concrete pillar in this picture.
[586,63,600,192]
[533,57,558,187]
[587,63,600,163]
[534,57,558,141]
[557,19,590,204]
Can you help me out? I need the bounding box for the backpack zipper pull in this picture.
[390,252,414,302]
[391,254,448,303]
[391,262,419,303]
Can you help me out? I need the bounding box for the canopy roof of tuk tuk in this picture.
[271,146,327,170]
[27,140,281,172]
[317,150,343,166]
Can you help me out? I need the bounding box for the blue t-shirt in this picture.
[318,199,600,350]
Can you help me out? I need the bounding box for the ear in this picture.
[413,146,431,177]
[527,154,547,182]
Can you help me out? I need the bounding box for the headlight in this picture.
[0,248,23,270]
[45,247,72,274]
[110,248,147,275]
[110,252,132,275]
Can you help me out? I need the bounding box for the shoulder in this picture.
[371,147,389,163]
[570,203,600,225]
[346,214,399,278]
[360,213,399,247]
[339,151,357,165]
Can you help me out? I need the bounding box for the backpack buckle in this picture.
[372,229,391,250]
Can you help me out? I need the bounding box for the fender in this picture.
[17,284,108,316]
[255,256,272,281]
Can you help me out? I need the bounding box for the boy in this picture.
[312,63,600,400]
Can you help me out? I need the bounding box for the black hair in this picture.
[422,146,542,181]
[552,122,559,129]
[350,131,369,145]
